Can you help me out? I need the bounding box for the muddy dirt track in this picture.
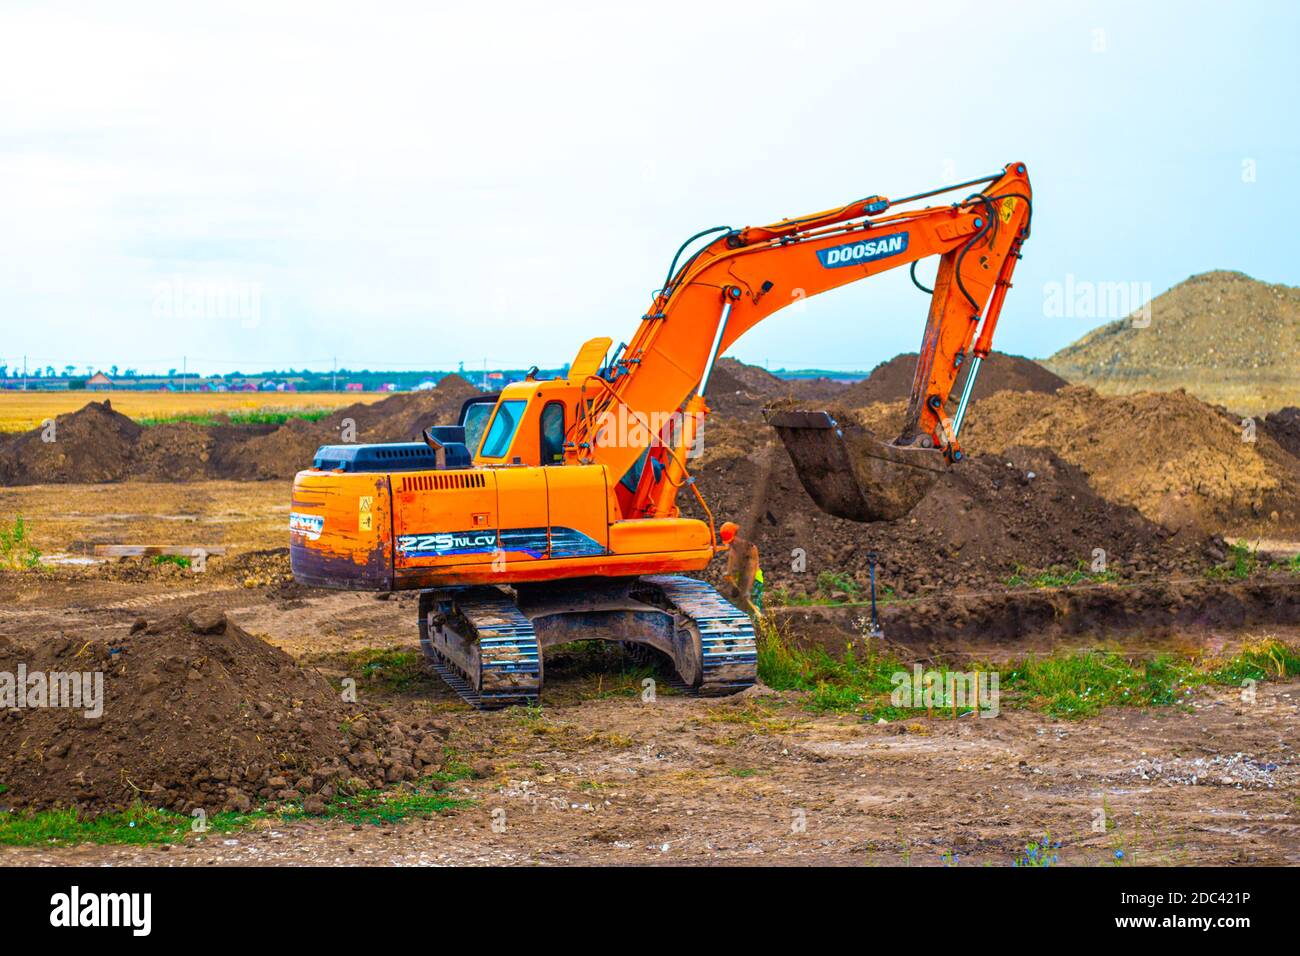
[1,569,1296,866]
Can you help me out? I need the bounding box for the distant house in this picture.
[344,382,365,392]
[415,380,437,391]
[86,372,113,391]
[379,383,398,392]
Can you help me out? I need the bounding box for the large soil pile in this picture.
[229,375,480,479]
[842,350,1066,408]
[0,375,480,485]
[705,358,849,422]
[687,417,1213,598]
[0,608,449,814]
[959,385,1300,533]
[0,401,142,483]
[1043,271,1300,413]
[1261,407,1300,459]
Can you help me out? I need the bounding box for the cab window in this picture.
[479,400,527,459]
[540,402,566,464]
[461,400,496,457]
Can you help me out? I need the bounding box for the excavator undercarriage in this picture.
[418,576,757,709]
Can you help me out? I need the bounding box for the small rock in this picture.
[302,795,327,815]
[186,607,227,635]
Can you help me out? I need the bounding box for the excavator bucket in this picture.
[764,409,947,522]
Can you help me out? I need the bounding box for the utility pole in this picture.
[182,356,187,392]
[332,357,337,392]
[22,355,27,391]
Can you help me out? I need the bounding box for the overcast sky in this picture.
[1,0,1295,376]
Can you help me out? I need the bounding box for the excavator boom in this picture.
[572,162,1032,505]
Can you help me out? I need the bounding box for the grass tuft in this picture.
[0,515,41,570]
[137,408,336,427]
[0,801,250,847]
[757,615,1300,721]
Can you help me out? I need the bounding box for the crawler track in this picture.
[419,589,541,710]
[419,575,756,709]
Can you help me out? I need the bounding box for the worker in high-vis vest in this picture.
[719,521,763,615]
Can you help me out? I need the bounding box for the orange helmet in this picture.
[719,521,739,544]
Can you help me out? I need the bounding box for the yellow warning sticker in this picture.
[359,496,373,531]
[359,496,372,512]
[999,197,1017,224]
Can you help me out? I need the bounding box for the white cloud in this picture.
[1,0,1296,373]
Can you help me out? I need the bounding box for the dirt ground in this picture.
[1,563,1295,867]
[2,368,1298,866]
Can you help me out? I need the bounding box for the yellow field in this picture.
[0,390,389,432]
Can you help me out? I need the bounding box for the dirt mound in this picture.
[841,351,1066,409]
[0,400,142,484]
[1261,407,1300,459]
[229,374,481,479]
[959,385,1300,533]
[712,357,784,393]
[706,358,850,421]
[685,419,1213,599]
[0,376,483,485]
[0,608,449,814]
[1043,271,1300,414]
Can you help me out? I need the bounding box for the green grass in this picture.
[1013,832,1062,867]
[757,617,1300,721]
[756,619,902,713]
[1007,560,1117,589]
[0,802,252,847]
[0,753,476,847]
[150,553,191,569]
[816,570,861,597]
[0,515,41,570]
[136,408,335,427]
[766,569,895,608]
[345,648,431,692]
[1002,639,1300,718]
[281,776,469,826]
[1207,542,1259,580]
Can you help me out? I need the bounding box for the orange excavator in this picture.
[290,162,1033,707]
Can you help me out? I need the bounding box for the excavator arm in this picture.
[569,161,1032,518]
